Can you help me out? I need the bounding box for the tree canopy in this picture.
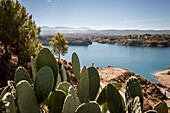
[49,33,68,60]
[0,0,41,65]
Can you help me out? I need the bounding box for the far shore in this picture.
[153,69,170,87]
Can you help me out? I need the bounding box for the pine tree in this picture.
[49,33,68,60]
[0,0,41,65]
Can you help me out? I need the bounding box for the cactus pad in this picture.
[62,94,76,113]
[77,66,89,103]
[153,102,168,113]
[14,67,32,85]
[2,92,16,113]
[34,66,54,103]
[72,52,80,80]
[87,67,100,101]
[57,82,71,95]
[75,101,101,113]
[48,90,66,113]
[125,77,143,113]
[35,48,58,90]
[107,83,124,113]
[16,80,40,113]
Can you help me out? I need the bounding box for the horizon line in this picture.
[39,26,170,31]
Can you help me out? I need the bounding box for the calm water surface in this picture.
[45,42,170,82]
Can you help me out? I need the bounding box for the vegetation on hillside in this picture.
[108,34,170,41]
[0,0,42,66]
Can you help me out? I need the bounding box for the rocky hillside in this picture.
[97,39,170,47]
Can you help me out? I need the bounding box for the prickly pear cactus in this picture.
[107,83,125,113]
[75,101,101,113]
[57,82,71,95]
[16,80,40,113]
[153,101,168,113]
[145,110,157,113]
[72,52,80,80]
[2,92,16,113]
[14,67,32,85]
[62,65,67,81]
[125,77,143,113]
[87,67,100,101]
[62,94,76,113]
[68,86,81,108]
[101,103,109,113]
[0,86,11,100]
[127,96,142,113]
[48,90,66,113]
[56,73,61,88]
[77,66,89,103]
[96,85,107,105]
[34,66,54,103]
[35,48,58,90]
[31,56,36,82]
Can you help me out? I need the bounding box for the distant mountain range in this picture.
[40,26,170,35]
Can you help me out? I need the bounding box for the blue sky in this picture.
[18,0,170,30]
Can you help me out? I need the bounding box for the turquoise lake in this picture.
[45,42,170,82]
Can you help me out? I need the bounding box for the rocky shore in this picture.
[97,39,170,47]
[153,68,170,87]
[38,35,170,47]
[38,35,92,46]
[97,66,170,112]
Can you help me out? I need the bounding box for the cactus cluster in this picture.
[0,48,168,113]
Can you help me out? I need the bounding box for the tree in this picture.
[0,0,41,65]
[49,33,68,60]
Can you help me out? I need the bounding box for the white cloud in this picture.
[48,0,51,3]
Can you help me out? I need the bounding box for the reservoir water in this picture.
[45,42,170,82]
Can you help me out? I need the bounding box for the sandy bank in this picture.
[153,69,170,88]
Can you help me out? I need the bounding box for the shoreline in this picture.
[153,69,170,88]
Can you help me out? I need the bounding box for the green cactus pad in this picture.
[96,85,107,105]
[107,83,124,113]
[48,90,66,113]
[68,86,76,96]
[2,92,16,113]
[68,86,81,108]
[14,67,32,85]
[75,101,101,113]
[62,65,67,81]
[31,56,36,82]
[34,66,54,104]
[87,67,100,101]
[153,102,168,113]
[35,48,58,90]
[101,103,109,113]
[16,80,40,113]
[145,110,157,113]
[56,73,61,88]
[125,77,143,113]
[0,86,11,100]
[62,94,76,113]
[57,82,71,95]
[77,66,89,103]
[72,52,80,80]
